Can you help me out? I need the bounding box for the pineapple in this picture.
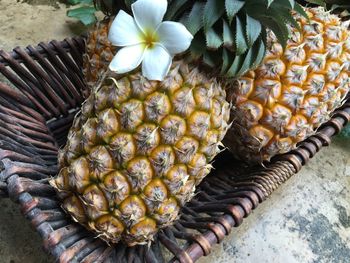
[51,0,350,247]
[51,60,231,245]
[83,19,116,91]
[83,1,350,164]
[224,7,350,162]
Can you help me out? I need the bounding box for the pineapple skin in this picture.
[51,61,230,246]
[224,7,350,163]
[83,18,116,92]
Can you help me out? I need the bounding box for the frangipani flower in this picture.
[108,0,193,81]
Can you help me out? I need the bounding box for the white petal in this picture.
[108,10,143,46]
[142,44,172,81]
[131,0,167,32]
[109,44,145,74]
[156,21,194,55]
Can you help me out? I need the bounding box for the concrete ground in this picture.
[0,1,349,262]
[201,136,350,263]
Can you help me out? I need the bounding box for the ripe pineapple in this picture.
[51,61,230,245]
[83,2,350,164]
[225,7,350,162]
[52,0,350,247]
[83,19,116,91]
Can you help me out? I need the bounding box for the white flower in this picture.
[108,0,193,81]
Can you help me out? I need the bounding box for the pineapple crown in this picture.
[92,0,345,78]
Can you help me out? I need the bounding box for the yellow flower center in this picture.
[142,30,159,49]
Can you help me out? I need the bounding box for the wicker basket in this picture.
[0,37,349,263]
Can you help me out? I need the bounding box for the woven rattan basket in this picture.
[0,37,349,263]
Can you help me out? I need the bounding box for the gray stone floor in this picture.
[200,136,350,263]
[0,1,349,262]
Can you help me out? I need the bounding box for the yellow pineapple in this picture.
[224,7,350,162]
[83,19,116,91]
[51,60,230,245]
[53,0,232,246]
[52,0,350,248]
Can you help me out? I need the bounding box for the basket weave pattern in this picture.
[0,37,349,262]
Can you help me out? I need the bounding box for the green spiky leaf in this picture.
[267,0,275,7]
[280,0,295,8]
[223,19,235,47]
[203,0,225,31]
[190,33,207,59]
[259,15,290,49]
[185,2,205,35]
[235,15,249,55]
[236,46,255,76]
[245,15,262,46]
[294,2,310,18]
[225,0,245,23]
[268,3,301,31]
[206,27,223,49]
[230,37,266,77]
[226,53,244,77]
[165,0,189,20]
[221,48,232,74]
[250,37,266,70]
